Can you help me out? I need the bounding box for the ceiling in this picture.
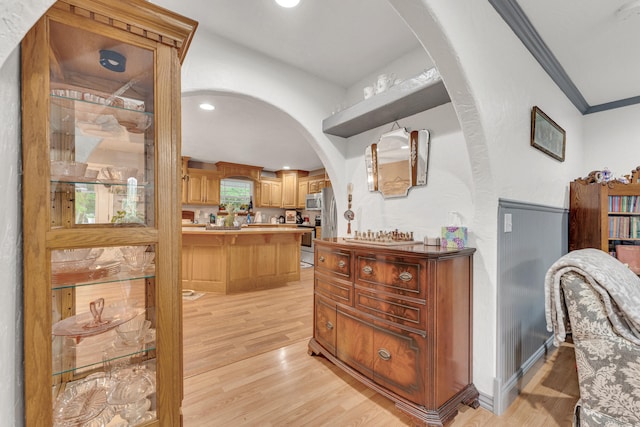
[151,0,640,172]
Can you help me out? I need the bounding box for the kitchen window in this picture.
[220,178,253,209]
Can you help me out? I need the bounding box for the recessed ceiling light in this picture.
[275,0,300,8]
[282,165,291,170]
[199,103,215,111]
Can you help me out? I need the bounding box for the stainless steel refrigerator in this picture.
[321,187,337,238]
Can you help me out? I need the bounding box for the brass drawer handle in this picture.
[362,265,373,275]
[338,260,346,268]
[377,348,391,361]
[398,271,413,282]
[319,256,325,263]
[326,321,334,330]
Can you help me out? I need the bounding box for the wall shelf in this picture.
[322,69,450,138]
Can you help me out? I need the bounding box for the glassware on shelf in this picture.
[108,365,156,406]
[50,161,88,180]
[51,248,104,274]
[119,246,155,273]
[52,298,143,342]
[120,398,151,425]
[115,314,151,347]
[52,374,117,427]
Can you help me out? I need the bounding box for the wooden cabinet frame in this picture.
[21,1,196,425]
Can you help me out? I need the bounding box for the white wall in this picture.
[388,0,588,397]
[0,47,23,426]
[583,103,640,179]
[180,28,349,198]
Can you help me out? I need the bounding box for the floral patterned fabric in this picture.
[561,272,640,426]
[545,248,640,426]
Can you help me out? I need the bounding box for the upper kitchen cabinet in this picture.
[185,169,221,205]
[322,68,449,138]
[21,0,196,425]
[278,170,308,209]
[257,177,283,208]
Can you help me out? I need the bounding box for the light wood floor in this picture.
[182,267,580,426]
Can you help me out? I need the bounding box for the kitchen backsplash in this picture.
[182,205,317,225]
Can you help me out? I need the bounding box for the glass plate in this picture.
[53,376,116,427]
[53,305,143,340]
[52,261,122,287]
[108,367,156,405]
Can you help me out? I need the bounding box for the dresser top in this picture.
[316,238,475,257]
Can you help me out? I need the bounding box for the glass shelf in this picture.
[53,329,157,377]
[51,94,153,136]
[52,266,155,290]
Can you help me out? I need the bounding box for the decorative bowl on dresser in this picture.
[308,238,478,426]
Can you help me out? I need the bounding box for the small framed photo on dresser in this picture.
[530,106,566,162]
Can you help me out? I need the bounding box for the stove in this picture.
[298,224,315,265]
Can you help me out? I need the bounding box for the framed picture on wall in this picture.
[530,106,566,162]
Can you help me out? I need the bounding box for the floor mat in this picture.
[182,290,205,301]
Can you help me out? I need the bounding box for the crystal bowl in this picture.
[102,166,138,181]
[51,161,88,178]
[52,248,93,263]
[84,168,99,179]
[120,398,151,424]
[51,248,104,273]
[120,246,154,272]
[115,314,151,346]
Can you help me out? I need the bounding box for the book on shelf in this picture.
[609,216,640,239]
[609,195,640,213]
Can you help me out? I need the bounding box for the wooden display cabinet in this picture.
[309,239,478,426]
[21,1,196,425]
[569,167,640,255]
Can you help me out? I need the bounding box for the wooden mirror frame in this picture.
[365,128,430,198]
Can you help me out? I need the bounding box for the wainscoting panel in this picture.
[494,199,568,414]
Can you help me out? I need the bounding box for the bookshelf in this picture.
[570,167,640,256]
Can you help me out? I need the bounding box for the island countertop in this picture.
[182,226,308,235]
[182,226,306,294]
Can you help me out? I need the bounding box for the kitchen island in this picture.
[182,227,308,294]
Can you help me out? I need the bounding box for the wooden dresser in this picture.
[308,239,478,426]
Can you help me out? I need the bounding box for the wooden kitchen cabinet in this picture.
[277,170,308,209]
[257,177,282,208]
[21,1,196,425]
[308,176,328,194]
[297,177,309,209]
[186,168,221,205]
[309,239,478,426]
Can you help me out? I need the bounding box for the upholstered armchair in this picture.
[545,249,640,426]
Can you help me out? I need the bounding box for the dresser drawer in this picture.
[355,253,425,299]
[315,273,353,306]
[355,288,426,333]
[372,324,425,403]
[315,246,352,280]
[314,296,337,356]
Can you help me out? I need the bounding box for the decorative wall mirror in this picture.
[365,128,430,198]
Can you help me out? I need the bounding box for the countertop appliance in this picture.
[320,187,337,239]
[305,193,322,211]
